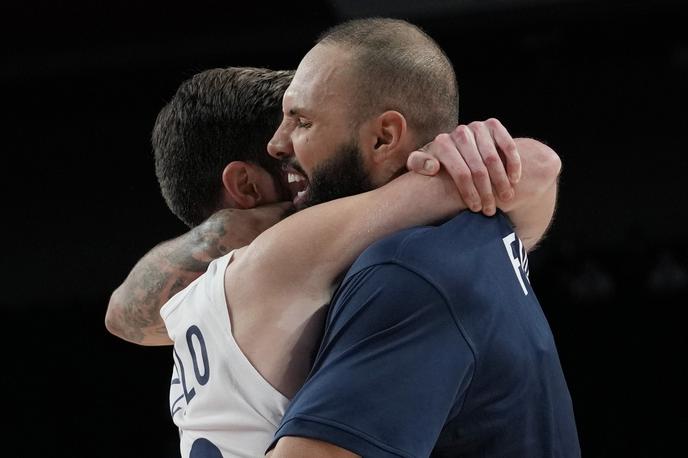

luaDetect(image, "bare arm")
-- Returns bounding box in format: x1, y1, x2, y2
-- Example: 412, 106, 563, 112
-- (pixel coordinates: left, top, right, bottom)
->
104, 204, 291, 346
227, 169, 466, 317
499, 137, 560, 251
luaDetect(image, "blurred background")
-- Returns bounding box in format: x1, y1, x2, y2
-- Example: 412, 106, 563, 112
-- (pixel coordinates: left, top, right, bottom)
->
3, 0, 686, 456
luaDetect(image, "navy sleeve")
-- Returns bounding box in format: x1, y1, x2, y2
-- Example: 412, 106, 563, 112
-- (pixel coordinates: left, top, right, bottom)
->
269, 264, 475, 457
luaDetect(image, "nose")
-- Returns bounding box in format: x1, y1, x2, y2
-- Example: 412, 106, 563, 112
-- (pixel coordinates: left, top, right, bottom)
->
267, 122, 294, 160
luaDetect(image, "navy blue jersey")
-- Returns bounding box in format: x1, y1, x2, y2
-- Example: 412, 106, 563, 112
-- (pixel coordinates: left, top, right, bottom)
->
270, 212, 580, 457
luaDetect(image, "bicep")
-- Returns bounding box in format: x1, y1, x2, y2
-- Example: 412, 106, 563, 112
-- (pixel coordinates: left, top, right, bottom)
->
271, 265, 474, 457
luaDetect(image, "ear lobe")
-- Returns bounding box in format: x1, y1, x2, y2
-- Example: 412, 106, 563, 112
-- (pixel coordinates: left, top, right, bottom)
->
371, 111, 406, 163
221, 161, 259, 209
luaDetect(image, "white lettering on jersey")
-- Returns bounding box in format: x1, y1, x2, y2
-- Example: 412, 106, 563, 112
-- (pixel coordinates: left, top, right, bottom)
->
502, 232, 530, 295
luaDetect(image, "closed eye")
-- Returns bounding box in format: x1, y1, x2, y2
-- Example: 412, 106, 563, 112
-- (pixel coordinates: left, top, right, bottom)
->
297, 118, 312, 128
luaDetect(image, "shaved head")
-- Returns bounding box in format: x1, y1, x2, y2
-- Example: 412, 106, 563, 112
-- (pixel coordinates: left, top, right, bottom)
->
317, 18, 459, 146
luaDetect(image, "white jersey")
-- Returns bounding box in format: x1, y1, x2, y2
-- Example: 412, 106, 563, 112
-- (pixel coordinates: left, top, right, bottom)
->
160, 251, 289, 458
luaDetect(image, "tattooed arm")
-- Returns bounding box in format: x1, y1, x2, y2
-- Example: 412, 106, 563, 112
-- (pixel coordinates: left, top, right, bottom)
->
104, 203, 291, 346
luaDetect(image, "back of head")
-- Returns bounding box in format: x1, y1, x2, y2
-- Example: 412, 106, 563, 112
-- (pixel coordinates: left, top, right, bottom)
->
317, 18, 458, 147
153, 67, 294, 227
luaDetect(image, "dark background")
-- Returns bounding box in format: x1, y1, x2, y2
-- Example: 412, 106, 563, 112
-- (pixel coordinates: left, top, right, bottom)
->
3, 0, 686, 456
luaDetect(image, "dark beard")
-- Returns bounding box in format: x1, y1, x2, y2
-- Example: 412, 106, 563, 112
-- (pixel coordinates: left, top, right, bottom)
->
303, 141, 374, 208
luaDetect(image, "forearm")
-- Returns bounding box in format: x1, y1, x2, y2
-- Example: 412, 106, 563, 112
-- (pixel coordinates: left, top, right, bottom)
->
105, 213, 249, 345
232, 172, 465, 300
498, 138, 561, 251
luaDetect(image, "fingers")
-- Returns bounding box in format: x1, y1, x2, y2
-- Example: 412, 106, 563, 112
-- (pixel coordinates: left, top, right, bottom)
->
408, 134, 482, 211
408, 118, 519, 217
434, 133, 483, 212
470, 120, 513, 203
486, 118, 521, 184
450, 126, 495, 214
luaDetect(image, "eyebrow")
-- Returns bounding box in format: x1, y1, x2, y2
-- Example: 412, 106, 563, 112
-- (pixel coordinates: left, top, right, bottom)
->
287, 105, 312, 118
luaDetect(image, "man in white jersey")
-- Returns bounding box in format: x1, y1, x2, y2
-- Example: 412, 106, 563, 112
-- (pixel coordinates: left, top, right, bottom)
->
106, 59, 561, 457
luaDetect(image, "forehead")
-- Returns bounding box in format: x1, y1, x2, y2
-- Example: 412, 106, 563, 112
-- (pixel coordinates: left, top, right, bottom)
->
283, 44, 356, 115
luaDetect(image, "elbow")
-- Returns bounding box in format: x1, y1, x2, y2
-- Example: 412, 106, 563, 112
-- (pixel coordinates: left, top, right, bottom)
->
533, 139, 561, 184
104, 288, 125, 338
517, 137, 561, 185
541, 143, 562, 185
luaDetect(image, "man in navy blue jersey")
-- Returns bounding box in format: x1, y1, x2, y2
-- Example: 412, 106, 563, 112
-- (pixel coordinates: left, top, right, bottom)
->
266, 18, 580, 458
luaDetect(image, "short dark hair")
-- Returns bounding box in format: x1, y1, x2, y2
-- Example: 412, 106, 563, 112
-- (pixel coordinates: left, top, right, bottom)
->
317, 18, 458, 146
152, 67, 294, 227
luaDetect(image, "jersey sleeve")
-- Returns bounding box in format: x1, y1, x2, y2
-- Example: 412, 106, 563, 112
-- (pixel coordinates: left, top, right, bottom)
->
269, 263, 475, 458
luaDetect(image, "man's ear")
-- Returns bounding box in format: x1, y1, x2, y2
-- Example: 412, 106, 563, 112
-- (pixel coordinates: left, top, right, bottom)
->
220, 161, 260, 209
366, 110, 407, 164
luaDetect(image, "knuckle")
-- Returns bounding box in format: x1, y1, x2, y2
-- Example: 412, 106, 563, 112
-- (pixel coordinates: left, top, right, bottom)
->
483, 154, 501, 167
453, 125, 469, 142
457, 169, 473, 183
468, 121, 483, 130
435, 132, 452, 146
485, 118, 501, 128
472, 168, 488, 180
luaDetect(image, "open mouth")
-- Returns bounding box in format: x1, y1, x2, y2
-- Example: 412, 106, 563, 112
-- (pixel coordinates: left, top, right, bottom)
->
282, 166, 310, 208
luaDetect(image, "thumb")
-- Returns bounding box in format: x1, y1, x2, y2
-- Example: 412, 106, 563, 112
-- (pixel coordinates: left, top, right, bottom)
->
407, 150, 440, 176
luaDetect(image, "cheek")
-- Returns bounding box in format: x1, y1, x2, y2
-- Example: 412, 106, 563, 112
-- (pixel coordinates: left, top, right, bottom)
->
294, 129, 340, 173
293, 133, 317, 170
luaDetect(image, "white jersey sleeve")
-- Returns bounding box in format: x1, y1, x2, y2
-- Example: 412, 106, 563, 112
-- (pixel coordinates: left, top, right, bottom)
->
160, 251, 289, 458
